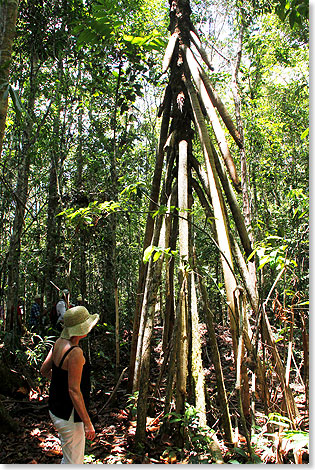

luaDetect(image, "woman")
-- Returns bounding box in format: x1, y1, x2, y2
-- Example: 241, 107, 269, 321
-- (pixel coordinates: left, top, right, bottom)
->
41, 306, 99, 464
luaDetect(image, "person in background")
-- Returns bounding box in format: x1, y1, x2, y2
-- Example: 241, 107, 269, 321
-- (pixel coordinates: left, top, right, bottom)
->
29, 294, 42, 332
40, 306, 99, 464
55, 289, 70, 331
40, 304, 49, 335
17, 298, 24, 333
9, 298, 24, 333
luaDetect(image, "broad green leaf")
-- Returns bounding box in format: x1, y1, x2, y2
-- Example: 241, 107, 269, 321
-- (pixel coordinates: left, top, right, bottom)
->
143, 245, 155, 263
258, 255, 270, 270
9, 85, 24, 119
233, 448, 247, 457
152, 205, 168, 217
77, 29, 98, 45
93, 20, 111, 37
301, 128, 309, 139
247, 246, 260, 262
153, 251, 162, 262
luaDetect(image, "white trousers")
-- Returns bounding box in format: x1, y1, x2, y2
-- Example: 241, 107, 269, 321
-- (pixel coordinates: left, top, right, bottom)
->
49, 409, 85, 464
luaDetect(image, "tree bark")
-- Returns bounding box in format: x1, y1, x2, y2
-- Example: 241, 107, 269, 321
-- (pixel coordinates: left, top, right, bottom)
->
262, 307, 300, 424
6, 54, 38, 338
134, 225, 165, 443
134, 167, 176, 443
211, 141, 252, 258
175, 139, 189, 418
190, 270, 206, 427
44, 59, 63, 310
183, 45, 241, 192
231, 22, 257, 285
0, 0, 19, 159
161, 185, 178, 354
128, 90, 171, 390
194, 244, 234, 444
184, 72, 238, 357
189, 26, 243, 150
133, 166, 174, 393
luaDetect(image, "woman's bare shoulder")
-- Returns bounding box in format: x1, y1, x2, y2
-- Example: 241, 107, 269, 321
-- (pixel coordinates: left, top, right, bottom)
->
68, 345, 85, 362
53, 339, 84, 367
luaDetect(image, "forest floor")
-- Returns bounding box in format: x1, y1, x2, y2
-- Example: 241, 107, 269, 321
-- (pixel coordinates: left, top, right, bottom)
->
0, 324, 309, 464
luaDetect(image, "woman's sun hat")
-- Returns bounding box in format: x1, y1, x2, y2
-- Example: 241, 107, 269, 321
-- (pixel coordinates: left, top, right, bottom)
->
60, 306, 99, 339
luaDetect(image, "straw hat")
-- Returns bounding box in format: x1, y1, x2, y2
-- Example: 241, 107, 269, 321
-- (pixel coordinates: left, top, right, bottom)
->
60, 306, 99, 339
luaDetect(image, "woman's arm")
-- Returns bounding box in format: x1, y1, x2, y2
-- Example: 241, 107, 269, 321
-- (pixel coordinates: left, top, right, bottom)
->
40, 347, 53, 379
68, 348, 95, 440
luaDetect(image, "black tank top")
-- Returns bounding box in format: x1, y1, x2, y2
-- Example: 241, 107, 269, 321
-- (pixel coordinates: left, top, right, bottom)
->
48, 345, 91, 422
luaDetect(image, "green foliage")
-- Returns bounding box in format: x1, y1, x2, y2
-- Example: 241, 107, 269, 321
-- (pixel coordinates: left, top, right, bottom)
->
152, 204, 178, 218
250, 412, 308, 462
83, 454, 102, 464
166, 404, 218, 461
281, 430, 309, 453
247, 186, 308, 302
126, 391, 139, 418
226, 446, 262, 464
274, 0, 309, 29
57, 181, 150, 230
143, 245, 178, 264
120, 181, 148, 200
237, 0, 308, 36
17, 334, 55, 368
123, 32, 166, 52
57, 200, 121, 228
0, 4, 309, 464
248, 235, 297, 271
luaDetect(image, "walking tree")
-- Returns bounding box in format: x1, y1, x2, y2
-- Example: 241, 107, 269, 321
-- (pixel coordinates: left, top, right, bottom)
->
129, 0, 300, 450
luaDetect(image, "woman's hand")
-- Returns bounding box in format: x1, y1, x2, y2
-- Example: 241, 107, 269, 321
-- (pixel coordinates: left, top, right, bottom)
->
84, 422, 95, 440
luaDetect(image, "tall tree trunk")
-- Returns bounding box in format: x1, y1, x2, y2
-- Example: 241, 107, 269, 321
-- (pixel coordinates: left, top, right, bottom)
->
98, 66, 121, 328
111, 63, 120, 376
134, 221, 165, 444
0, 0, 19, 159
194, 250, 234, 443
134, 173, 175, 443
183, 44, 241, 192
128, 88, 171, 390
6, 150, 31, 336
162, 209, 177, 354
44, 60, 63, 310
234, 287, 252, 449
6, 54, 37, 339
133, 170, 174, 392
190, 270, 206, 427
184, 73, 238, 357
231, 22, 257, 290
176, 139, 189, 418
75, 70, 88, 303
262, 308, 300, 424
159, 181, 177, 356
